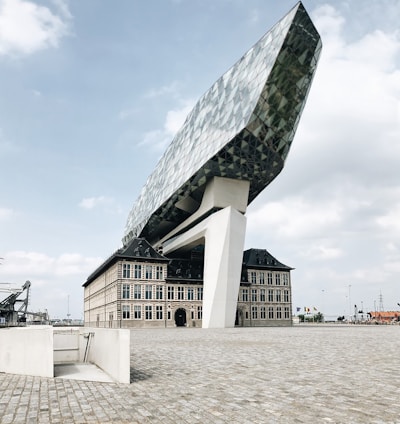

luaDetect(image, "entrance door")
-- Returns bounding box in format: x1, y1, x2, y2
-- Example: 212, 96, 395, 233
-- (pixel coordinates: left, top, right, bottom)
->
175, 308, 187, 327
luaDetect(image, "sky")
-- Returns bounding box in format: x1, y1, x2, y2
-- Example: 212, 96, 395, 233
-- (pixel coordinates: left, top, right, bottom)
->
0, 0, 399, 321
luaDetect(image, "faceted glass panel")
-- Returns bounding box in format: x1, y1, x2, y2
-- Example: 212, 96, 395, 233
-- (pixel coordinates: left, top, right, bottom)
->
124, 2, 321, 245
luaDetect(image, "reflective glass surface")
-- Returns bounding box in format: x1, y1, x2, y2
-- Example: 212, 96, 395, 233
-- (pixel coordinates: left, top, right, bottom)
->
124, 2, 322, 245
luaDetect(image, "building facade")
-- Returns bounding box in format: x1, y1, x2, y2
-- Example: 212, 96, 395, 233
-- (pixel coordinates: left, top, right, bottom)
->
83, 239, 293, 328
117, 2, 320, 328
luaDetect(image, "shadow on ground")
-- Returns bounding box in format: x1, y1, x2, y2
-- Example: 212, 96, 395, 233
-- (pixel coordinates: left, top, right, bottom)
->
130, 367, 152, 383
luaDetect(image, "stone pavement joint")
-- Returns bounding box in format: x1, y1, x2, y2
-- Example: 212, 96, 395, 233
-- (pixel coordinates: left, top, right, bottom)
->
0, 326, 399, 423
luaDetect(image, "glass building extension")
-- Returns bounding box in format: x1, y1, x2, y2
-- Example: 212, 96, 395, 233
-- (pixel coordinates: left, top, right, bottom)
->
124, 2, 322, 245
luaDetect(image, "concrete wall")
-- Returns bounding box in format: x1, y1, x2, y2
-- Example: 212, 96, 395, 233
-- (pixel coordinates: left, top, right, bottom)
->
0, 326, 130, 383
54, 328, 80, 364
0, 326, 54, 378
84, 327, 130, 384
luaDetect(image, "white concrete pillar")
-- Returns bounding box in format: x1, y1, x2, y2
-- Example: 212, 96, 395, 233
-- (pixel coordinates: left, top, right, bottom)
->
163, 205, 247, 328
201, 206, 247, 328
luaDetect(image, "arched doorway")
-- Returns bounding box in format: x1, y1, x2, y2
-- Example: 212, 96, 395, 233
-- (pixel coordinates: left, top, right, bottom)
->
175, 308, 187, 327
235, 309, 244, 327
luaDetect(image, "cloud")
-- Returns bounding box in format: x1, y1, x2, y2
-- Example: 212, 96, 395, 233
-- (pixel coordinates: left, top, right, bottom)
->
138, 100, 195, 151
0, 128, 20, 155
0, 207, 13, 220
0, 0, 71, 57
144, 81, 182, 99
79, 196, 113, 210
248, 197, 342, 240
118, 107, 138, 121
0, 250, 102, 278
0, 250, 103, 319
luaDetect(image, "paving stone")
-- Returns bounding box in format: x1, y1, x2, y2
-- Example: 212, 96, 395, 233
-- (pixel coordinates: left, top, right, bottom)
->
1, 326, 400, 422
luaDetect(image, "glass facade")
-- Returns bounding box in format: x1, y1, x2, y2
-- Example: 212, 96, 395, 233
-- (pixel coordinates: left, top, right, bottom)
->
123, 3, 321, 245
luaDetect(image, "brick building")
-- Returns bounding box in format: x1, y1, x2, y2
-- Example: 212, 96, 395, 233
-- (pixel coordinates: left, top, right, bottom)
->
83, 238, 293, 328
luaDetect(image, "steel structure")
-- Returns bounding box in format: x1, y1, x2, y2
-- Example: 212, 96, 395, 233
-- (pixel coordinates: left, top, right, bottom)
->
0, 281, 31, 325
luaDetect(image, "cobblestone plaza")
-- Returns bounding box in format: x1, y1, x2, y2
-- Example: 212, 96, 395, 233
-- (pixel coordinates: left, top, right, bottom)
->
1, 325, 399, 423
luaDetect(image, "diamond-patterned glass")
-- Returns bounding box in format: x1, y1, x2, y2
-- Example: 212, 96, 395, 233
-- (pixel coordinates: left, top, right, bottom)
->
124, 2, 322, 245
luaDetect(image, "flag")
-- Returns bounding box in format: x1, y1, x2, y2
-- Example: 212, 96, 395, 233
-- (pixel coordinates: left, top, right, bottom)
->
296, 307, 301, 312
313, 307, 317, 311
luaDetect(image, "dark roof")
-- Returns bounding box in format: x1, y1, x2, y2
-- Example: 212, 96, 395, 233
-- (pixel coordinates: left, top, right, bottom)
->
83, 238, 169, 287
243, 249, 293, 271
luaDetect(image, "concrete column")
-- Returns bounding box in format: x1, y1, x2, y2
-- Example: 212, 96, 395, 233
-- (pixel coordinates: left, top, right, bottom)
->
163, 205, 247, 328
202, 206, 247, 328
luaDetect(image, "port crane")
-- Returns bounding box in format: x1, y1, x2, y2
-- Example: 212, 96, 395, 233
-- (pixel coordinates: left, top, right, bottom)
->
0, 281, 31, 325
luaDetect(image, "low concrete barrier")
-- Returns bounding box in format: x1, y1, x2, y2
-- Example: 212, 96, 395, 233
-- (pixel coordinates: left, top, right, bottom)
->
0, 326, 130, 383
84, 327, 130, 384
0, 326, 53, 378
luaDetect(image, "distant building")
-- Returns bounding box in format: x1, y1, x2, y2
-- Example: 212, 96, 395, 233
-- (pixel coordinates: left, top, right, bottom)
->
236, 249, 293, 327
368, 311, 400, 324
83, 238, 293, 328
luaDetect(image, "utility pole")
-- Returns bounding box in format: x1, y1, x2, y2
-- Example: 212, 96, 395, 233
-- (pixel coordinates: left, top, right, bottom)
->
67, 295, 71, 323
348, 285, 352, 322
379, 291, 384, 312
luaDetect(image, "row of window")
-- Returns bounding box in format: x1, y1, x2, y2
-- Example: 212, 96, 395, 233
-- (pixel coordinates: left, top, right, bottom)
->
245, 306, 291, 320
248, 271, 290, 286
121, 263, 290, 287
122, 284, 290, 303
122, 284, 203, 301
240, 288, 290, 303
120, 304, 290, 321
122, 263, 164, 280
121, 304, 203, 320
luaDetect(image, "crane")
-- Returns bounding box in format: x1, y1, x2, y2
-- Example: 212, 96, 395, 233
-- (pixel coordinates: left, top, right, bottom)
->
0, 281, 31, 325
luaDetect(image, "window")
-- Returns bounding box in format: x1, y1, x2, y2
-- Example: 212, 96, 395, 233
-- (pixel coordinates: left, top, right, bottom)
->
187, 287, 194, 300
167, 310, 171, 320
283, 273, 289, 286
156, 265, 163, 280
252, 306, 258, 319
197, 287, 203, 301
134, 284, 141, 299
122, 263, 131, 278
267, 272, 273, 285
250, 271, 256, 284
191, 309, 194, 320
156, 286, 163, 300
177, 286, 184, 300
284, 290, 290, 303
197, 306, 202, 320
260, 306, 266, 319
242, 289, 249, 302
260, 289, 266, 302
134, 264, 141, 279
122, 305, 130, 319
259, 272, 265, 284
276, 306, 282, 319
134, 305, 141, 319
156, 305, 163, 320
145, 285, 152, 300
145, 305, 152, 320
276, 290, 281, 302
245, 311, 249, 319
268, 306, 274, 319
145, 265, 153, 279
284, 306, 290, 319
122, 283, 130, 299
251, 289, 257, 302
275, 273, 281, 285
268, 289, 274, 302
168, 286, 174, 300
